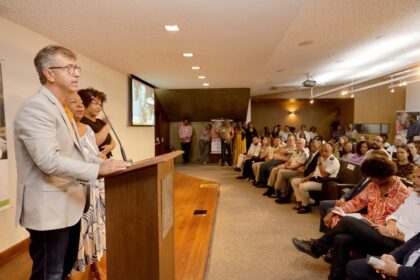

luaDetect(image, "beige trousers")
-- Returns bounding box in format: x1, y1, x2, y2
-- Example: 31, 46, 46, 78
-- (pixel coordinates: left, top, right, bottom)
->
290, 178, 322, 206
274, 169, 300, 197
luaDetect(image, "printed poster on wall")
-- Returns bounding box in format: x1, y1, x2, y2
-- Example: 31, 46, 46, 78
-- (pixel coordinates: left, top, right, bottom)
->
0, 63, 10, 211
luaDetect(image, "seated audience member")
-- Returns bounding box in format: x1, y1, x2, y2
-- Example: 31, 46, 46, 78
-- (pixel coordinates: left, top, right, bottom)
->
335, 136, 349, 158
387, 134, 405, 160
395, 144, 416, 181
347, 233, 420, 280
340, 142, 355, 161
291, 142, 340, 213
296, 125, 311, 143
273, 139, 321, 203
245, 122, 258, 150
251, 137, 272, 183
271, 125, 280, 139
345, 123, 358, 142
309, 126, 318, 139
320, 150, 390, 233
381, 133, 391, 149
257, 136, 295, 188
365, 135, 391, 159
236, 136, 261, 179
359, 135, 368, 142
198, 123, 212, 164
79, 88, 116, 158
347, 166, 420, 280
263, 138, 308, 197
319, 177, 371, 233
408, 142, 420, 166
348, 141, 368, 164
292, 157, 411, 280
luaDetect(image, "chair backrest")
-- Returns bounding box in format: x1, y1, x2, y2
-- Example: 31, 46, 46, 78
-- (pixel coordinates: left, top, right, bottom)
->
336, 160, 362, 184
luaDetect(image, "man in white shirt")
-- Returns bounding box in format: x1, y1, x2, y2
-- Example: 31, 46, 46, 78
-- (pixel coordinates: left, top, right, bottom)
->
235, 136, 261, 175
291, 143, 340, 213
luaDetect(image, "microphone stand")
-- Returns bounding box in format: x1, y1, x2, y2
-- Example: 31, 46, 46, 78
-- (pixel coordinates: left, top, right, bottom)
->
101, 108, 133, 163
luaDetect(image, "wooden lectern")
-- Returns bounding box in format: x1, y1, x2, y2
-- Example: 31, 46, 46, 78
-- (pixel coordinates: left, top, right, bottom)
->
104, 151, 183, 280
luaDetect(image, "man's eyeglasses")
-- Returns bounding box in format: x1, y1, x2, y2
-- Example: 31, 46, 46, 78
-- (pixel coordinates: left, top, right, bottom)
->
48, 64, 81, 75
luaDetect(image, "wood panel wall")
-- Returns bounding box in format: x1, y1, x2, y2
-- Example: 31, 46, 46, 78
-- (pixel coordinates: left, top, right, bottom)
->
354, 84, 405, 141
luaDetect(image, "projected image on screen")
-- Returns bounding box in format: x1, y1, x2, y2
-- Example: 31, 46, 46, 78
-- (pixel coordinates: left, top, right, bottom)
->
131, 77, 155, 126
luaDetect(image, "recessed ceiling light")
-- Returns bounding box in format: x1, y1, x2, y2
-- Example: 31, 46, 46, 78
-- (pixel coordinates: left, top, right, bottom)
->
192, 66, 200, 70
298, 40, 315, 46
198, 75, 206, 79
203, 83, 210, 87
341, 90, 348, 95
183, 52, 193, 57
164, 25, 180, 32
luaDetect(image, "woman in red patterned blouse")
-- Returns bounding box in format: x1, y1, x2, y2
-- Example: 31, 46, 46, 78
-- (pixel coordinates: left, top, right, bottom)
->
329, 173, 410, 227
292, 155, 411, 280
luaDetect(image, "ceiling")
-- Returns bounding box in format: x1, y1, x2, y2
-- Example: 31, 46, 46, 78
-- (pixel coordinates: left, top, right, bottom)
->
1, 0, 420, 97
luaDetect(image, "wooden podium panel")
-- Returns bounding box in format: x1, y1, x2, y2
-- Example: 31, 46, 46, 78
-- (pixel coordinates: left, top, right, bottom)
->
105, 151, 182, 280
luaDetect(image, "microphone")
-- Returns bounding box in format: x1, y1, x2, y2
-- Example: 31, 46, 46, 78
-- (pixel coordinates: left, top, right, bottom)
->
101, 108, 133, 164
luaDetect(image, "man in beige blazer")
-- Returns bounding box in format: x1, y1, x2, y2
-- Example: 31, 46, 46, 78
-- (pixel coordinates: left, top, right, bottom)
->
14, 45, 129, 280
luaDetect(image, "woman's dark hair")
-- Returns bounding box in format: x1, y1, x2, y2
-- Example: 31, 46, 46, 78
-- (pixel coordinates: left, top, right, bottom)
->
361, 156, 396, 179
355, 141, 367, 155
398, 144, 414, 163
78, 88, 107, 108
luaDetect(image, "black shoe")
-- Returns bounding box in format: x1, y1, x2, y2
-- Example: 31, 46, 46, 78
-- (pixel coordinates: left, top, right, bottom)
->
233, 167, 241, 172
275, 197, 290, 204
262, 187, 274, 196
292, 238, 321, 259
255, 184, 267, 188
236, 176, 245, 179
268, 191, 279, 198
323, 251, 332, 264
292, 205, 302, 210
297, 206, 311, 214
253, 181, 261, 186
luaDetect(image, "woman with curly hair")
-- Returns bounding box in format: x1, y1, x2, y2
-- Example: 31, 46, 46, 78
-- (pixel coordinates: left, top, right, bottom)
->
292, 155, 410, 280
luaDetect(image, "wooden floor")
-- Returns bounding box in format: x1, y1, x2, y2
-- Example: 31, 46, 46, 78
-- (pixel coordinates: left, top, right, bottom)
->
0, 171, 219, 280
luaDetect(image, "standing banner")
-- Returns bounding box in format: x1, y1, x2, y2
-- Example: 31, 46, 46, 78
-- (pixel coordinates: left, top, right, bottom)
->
0, 63, 10, 211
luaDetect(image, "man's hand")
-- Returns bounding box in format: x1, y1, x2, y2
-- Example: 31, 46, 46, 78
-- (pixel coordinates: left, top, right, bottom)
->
373, 254, 399, 278
296, 167, 304, 174
323, 212, 334, 228
385, 221, 400, 238
99, 159, 131, 176
335, 198, 345, 207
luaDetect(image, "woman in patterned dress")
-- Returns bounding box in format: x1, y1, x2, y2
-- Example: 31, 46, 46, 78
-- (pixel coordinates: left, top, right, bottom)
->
67, 92, 106, 279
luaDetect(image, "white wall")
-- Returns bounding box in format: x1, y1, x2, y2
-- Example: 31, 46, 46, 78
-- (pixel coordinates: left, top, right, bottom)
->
406, 81, 420, 111
0, 16, 154, 252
